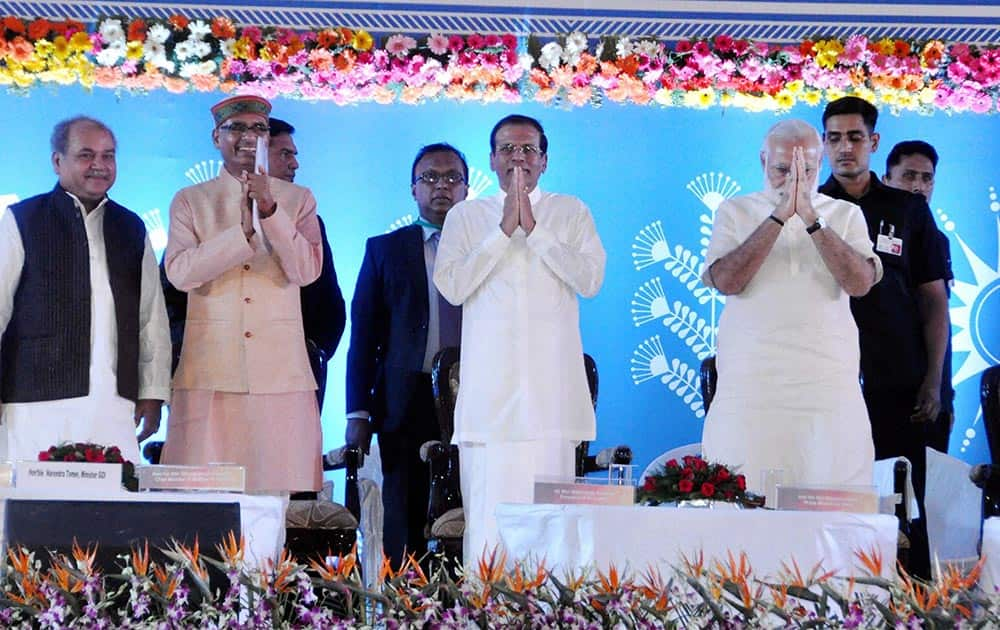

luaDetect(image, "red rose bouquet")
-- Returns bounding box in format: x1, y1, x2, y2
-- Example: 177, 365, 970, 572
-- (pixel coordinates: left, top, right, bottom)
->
637, 454, 748, 505
38, 442, 139, 491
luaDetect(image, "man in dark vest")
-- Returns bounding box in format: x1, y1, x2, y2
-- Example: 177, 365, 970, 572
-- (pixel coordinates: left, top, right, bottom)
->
0, 116, 171, 464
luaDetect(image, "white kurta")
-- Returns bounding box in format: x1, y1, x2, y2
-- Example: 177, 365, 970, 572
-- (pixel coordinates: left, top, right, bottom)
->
433, 188, 606, 444
434, 187, 605, 563
701, 191, 882, 494
0, 196, 172, 464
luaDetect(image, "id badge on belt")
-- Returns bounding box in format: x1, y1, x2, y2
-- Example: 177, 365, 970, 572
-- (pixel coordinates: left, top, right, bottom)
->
875, 220, 903, 256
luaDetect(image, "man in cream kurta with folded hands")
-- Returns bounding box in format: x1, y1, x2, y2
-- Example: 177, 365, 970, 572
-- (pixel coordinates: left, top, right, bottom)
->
162, 95, 324, 494
701, 119, 882, 496
434, 114, 606, 562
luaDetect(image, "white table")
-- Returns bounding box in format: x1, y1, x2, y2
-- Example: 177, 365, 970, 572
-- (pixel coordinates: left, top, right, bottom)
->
980, 517, 1000, 592
0, 488, 285, 567
497, 503, 898, 580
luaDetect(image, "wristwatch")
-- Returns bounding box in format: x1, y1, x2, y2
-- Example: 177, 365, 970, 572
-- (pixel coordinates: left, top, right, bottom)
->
806, 216, 827, 235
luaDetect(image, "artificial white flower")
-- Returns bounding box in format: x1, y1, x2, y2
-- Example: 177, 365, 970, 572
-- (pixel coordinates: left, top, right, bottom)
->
187, 20, 211, 40
191, 40, 212, 59
564, 31, 588, 56
99, 19, 125, 44
518, 52, 535, 71
616, 36, 633, 58
635, 39, 662, 58
143, 40, 165, 61
174, 39, 196, 61
147, 23, 170, 44
95, 41, 125, 66
219, 38, 236, 57
180, 59, 217, 78
539, 41, 563, 71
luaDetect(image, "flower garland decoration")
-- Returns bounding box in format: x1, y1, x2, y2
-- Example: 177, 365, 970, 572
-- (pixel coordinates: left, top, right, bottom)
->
1, 14, 999, 114
638, 454, 749, 504
38, 441, 139, 491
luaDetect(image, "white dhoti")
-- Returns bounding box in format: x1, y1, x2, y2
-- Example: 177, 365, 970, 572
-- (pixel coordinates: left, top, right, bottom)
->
460, 439, 576, 565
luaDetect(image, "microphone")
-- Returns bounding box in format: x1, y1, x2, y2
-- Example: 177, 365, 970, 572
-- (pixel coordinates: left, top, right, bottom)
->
595, 445, 633, 467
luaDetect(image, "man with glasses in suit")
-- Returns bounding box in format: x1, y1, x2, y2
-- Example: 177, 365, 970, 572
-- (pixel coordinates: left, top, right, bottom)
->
345, 143, 469, 565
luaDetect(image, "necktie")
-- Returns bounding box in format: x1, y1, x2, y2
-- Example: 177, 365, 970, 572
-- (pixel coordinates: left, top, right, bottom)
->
431, 231, 462, 348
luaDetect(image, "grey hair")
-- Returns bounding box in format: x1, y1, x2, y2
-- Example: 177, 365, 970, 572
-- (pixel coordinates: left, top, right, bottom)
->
761, 119, 822, 154
50, 116, 116, 154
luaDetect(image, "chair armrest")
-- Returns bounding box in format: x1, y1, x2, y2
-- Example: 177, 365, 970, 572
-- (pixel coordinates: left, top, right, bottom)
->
579, 445, 634, 475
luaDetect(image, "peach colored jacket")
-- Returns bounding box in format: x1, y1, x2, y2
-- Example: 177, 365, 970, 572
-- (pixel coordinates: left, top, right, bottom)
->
164, 170, 322, 394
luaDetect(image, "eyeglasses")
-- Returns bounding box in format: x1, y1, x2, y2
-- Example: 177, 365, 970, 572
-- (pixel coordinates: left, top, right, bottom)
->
496, 143, 543, 156
416, 171, 465, 185
219, 122, 270, 136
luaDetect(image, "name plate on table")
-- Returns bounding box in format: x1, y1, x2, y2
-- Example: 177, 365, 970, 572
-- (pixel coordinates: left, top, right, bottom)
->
137, 465, 245, 492
15, 461, 121, 494
534, 477, 635, 506
776, 485, 878, 513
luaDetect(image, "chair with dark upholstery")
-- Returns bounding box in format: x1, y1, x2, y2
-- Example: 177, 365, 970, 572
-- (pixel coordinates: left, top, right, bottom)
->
421, 348, 632, 567
979, 365, 1000, 519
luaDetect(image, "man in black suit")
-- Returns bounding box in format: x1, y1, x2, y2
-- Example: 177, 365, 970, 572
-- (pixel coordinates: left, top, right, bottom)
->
344, 143, 469, 565
161, 117, 346, 414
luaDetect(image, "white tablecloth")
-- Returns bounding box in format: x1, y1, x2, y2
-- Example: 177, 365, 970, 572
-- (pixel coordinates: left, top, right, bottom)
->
0, 488, 285, 567
497, 503, 898, 579
980, 517, 1000, 592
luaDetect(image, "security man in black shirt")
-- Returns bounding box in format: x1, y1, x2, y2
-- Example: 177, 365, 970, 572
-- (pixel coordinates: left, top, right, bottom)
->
818, 97, 950, 580
883, 140, 955, 453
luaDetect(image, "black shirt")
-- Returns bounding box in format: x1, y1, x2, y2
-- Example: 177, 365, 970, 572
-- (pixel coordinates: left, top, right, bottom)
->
818, 173, 948, 390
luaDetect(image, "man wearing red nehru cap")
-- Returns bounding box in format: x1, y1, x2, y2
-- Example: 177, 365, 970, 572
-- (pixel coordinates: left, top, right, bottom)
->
161, 94, 325, 493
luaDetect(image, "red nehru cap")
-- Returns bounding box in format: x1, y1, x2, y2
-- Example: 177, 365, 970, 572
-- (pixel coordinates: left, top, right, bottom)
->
211, 94, 271, 126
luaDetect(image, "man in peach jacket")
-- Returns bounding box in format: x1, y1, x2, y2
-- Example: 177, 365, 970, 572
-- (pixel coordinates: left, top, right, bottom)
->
162, 95, 324, 493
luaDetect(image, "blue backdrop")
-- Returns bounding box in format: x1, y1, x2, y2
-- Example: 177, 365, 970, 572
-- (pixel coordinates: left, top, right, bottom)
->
2, 85, 998, 486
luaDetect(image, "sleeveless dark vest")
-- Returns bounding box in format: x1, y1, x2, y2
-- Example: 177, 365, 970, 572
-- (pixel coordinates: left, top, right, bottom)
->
1, 186, 146, 402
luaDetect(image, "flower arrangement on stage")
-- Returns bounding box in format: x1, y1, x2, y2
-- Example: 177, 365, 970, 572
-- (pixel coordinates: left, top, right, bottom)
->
638, 454, 749, 505
1, 13, 999, 114
38, 441, 138, 491
0, 538, 990, 628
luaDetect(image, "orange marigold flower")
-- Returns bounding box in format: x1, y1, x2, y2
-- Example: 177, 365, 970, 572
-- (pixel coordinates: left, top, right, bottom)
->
332, 51, 354, 72
894, 40, 911, 57
27, 18, 51, 40
921, 41, 944, 69
619, 54, 641, 76
337, 27, 354, 43
127, 19, 147, 42
168, 14, 189, 31
800, 39, 815, 57
3, 16, 25, 35
211, 17, 236, 40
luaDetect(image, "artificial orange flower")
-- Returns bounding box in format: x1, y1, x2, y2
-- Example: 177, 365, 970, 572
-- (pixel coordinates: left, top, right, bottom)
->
332, 50, 355, 72
921, 41, 945, 69
211, 16, 236, 40
164, 76, 188, 93
3, 16, 25, 35
62, 19, 85, 35
10, 36, 33, 62
93, 66, 123, 88
894, 39, 911, 57
127, 18, 147, 42
190, 73, 220, 92
27, 18, 51, 40
316, 28, 342, 49
168, 14, 189, 31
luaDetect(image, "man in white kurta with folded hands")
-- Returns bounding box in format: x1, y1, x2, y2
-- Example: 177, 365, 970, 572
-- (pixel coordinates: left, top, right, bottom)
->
701, 119, 882, 496
434, 114, 606, 563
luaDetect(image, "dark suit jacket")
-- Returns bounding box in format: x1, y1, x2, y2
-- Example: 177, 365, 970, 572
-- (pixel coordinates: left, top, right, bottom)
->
161, 217, 345, 403
345, 224, 431, 435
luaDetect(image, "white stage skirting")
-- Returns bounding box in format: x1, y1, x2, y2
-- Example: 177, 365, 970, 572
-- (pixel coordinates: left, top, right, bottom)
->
0, 488, 285, 567
497, 503, 898, 580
